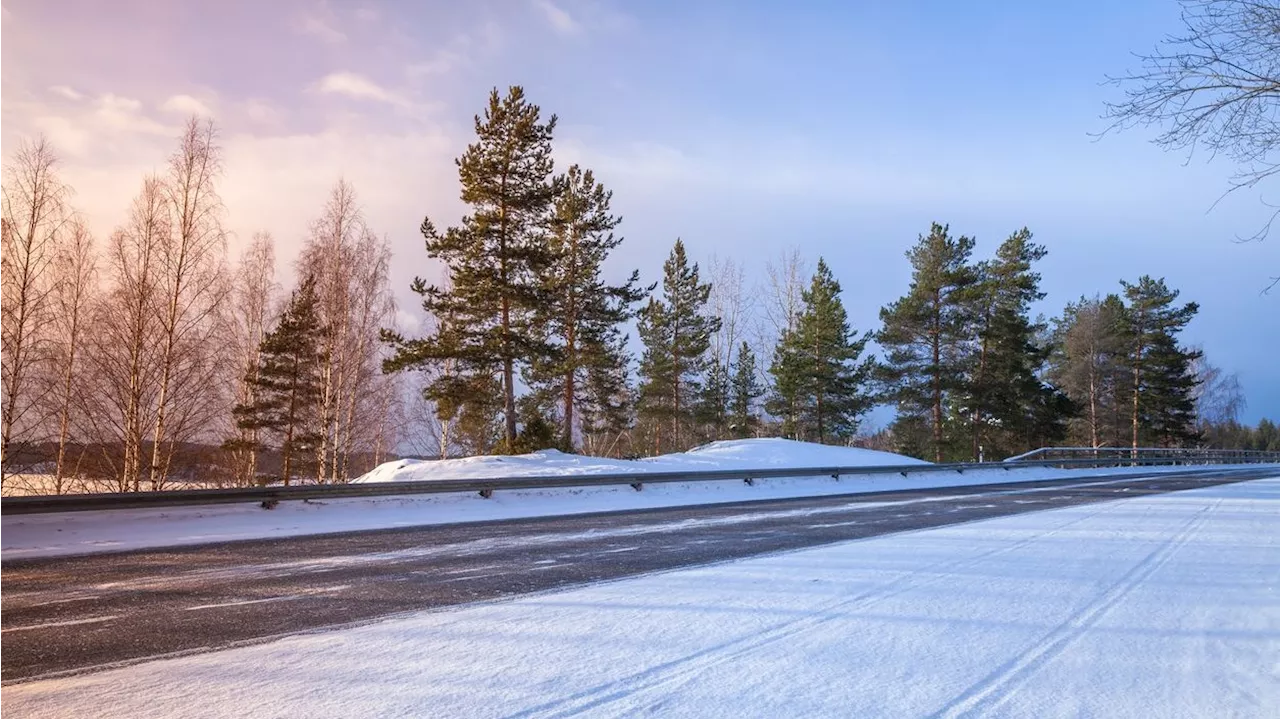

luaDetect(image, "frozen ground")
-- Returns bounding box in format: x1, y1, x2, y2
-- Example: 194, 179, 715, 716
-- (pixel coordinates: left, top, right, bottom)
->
5, 475, 1276, 718
4, 438, 1265, 559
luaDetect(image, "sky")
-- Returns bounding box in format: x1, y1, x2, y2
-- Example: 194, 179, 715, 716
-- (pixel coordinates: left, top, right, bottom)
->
2, 0, 1276, 423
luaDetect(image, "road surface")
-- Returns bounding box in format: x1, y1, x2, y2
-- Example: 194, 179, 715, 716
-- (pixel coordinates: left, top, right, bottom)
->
1, 467, 1269, 683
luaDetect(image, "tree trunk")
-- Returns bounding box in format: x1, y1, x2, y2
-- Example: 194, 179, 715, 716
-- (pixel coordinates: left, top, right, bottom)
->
931, 288, 943, 463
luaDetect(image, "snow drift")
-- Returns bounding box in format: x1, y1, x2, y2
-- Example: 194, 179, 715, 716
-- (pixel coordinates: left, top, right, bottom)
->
354, 438, 929, 484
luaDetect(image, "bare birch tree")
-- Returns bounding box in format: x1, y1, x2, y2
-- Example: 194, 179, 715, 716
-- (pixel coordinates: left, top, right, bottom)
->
224, 232, 278, 485
86, 177, 169, 491
144, 117, 228, 490
298, 181, 395, 482
48, 218, 98, 492
2, 137, 72, 479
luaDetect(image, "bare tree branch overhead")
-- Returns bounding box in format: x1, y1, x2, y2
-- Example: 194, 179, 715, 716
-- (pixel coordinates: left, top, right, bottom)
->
1103, 0, 1280, 260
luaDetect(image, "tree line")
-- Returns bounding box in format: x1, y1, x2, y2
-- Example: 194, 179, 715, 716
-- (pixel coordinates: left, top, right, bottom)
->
1, 87, 1268, 492
1, 120, 399, 492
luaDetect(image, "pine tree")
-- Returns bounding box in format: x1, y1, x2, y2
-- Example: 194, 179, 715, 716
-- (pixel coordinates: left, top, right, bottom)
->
526, 165, 646, 450
384, 86, 558, 452
1121, 276, 1200, 448
965, 228, 1057, 458
728, 341, 763, 439
230, 276, 326, 485
767, 259, 874, 444
876, 223, 980, 461
636, 239, 720, 454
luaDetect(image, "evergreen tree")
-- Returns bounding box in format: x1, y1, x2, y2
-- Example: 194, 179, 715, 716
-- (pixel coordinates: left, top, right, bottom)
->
1121, 276, 1200, 448
964, 229, 1058, 458
876, 223, 980, 461
768, 259, 875, 443
384, 86, 558, 452
231, 276, 326, 484
578, 332, 636, 455
636, 239, 720, 453
695, 355, 730, 442
728, 341, 763, 439
526, 165, 646, 450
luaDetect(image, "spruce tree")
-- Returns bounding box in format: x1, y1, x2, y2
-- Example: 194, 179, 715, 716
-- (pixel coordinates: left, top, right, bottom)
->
695, 356, 730, 441
525, 165, 646, 450
728, 341, 763, 439
767, 259, 874, 444
636, 239, 720, 453
876, 223, 979, 461
384, 86, 557, 452
1121, 276, 1200, 448
231, 276, 326, 484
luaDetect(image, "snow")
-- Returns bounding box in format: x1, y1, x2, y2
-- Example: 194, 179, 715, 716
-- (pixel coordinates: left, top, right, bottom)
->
4, 440, 1273, 559
353, 438, 929, 483
8, 463, 1267, 562
5, 475, 1277, 718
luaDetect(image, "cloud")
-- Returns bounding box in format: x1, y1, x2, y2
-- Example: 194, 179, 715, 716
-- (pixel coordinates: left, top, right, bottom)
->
94, 94, 172, 135
49, 85, 84, 101
296, 8, 346, 44
313, 72, 406, 106
532, 0, 580, 35
406, 50, 463, 78
161, 94, 213, 116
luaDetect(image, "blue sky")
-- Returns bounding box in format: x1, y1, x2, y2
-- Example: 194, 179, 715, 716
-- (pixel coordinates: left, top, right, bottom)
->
2, 0, 1276, 422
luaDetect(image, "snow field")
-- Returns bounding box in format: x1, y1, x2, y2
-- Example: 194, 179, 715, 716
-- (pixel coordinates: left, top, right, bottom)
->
4, 475, 1277, 718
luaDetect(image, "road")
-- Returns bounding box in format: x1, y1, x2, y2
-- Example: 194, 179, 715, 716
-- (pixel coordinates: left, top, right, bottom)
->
1, 467, 1270, 683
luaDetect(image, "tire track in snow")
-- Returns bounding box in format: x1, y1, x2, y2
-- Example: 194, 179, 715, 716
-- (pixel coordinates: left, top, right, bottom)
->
500, 502, 1119, 719
929, 497, 1221, 719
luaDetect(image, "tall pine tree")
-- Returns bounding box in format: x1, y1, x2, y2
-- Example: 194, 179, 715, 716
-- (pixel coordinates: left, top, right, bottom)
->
525, 164, 645, 450
728, 341, 763, 439
767, 259, 874, 444
877, 223, 979, 461
965, 228, 1060, 458
385, 86, 558, 452
636, 239, 720, 454
231, 276, 326, 484
1122, 276, 1200, 448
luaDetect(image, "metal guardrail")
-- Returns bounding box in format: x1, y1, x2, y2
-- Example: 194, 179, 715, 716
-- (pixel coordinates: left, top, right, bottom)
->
1004, 447, 1280, 463
3, 451, 1278, 515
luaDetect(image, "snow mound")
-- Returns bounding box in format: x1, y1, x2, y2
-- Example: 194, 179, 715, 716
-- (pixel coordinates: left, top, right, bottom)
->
354, 439, 927, 484
667, 438, 931, 469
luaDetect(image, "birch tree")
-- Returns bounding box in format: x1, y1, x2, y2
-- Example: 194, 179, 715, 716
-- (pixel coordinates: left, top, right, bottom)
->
147, 117, 228, 490
298, 181, 395, 482
88, 177, 169, 491
2, 137, 71, 479
48, 218, 98, 492
224, 232, 277, 485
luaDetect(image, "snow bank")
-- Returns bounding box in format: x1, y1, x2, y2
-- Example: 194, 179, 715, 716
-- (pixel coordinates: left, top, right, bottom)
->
354, 438, 929, 484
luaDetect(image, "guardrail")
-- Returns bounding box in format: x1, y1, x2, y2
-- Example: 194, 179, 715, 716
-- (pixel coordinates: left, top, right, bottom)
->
1005, 447, 1280, 463
4, 451, 1278, 515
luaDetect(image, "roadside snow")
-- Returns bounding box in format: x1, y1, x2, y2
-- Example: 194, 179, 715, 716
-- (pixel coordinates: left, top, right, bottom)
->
6, 476, 1276, 718
7, 458, 1266, 560
353, 438, 928, 483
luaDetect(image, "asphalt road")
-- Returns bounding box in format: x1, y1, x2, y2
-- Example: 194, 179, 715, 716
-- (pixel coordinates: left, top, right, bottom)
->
1, 467, 1271, 683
